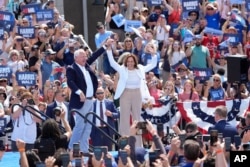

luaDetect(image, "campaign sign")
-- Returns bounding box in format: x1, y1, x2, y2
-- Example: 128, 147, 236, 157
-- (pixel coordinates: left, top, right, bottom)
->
230, 0, 243, 4
124, 20, 142, 32
22, 3, 41, 14
223, 33, 240, 46
192, 68, 213, 81
36, 9, 54, 22
0, 11, 15, 33
147, 0, 162, 6
246, 0, 250, 12
112, 14, 126, 28
18, 27, 35, 39
16, 72, 37, 86
0, 27, 4, 40
0, 66, 12, 79
203, 27, 223, 36
182, 0, 199, 19
0, 118, 6, 133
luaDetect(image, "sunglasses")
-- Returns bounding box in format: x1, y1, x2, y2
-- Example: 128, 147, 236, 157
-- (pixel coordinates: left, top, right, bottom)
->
125, 40, 132, 42
0, 80, 7, 83
96, 92, 104, 95
207, 8, 214, 10
213, 79, 220, 82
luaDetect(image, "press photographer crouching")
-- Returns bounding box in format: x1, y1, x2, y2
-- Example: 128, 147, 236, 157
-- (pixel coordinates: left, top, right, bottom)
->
11, 92, 41, 151
238, 112, 250, 138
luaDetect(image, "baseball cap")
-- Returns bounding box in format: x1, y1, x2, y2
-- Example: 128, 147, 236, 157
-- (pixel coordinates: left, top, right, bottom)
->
96, 22, 104, 29
45, 49, 56, 56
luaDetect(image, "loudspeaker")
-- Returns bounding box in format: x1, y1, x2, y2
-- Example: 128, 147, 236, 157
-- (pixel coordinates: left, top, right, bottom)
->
227, 55, 249, 83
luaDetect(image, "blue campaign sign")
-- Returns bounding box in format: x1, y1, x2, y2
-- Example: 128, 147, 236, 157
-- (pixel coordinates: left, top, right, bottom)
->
147, 0, 162, 6
18, 27, 35, 39
182, 0, 199, 19
230, 0, 243, 4
246, 0, 250, 12
0, 66, 12, 79
16, 72, 37, 86
36, 9, 54, 22
192, 68, 213, 80
112, 14, 126, 28
0, 27, 4, 40
124, 20, 142, 32
0, 118, 6, 133
223, 33, 240, 46
203, 27, 223, 36
21, 3, 41, 14
0, 11, 15, 33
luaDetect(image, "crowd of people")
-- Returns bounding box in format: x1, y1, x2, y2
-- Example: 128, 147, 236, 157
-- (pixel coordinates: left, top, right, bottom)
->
1, 0, 250, 167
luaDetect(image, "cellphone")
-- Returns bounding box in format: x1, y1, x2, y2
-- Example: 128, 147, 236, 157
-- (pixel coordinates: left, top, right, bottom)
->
202, 134, 210, 142
224, 137, 231, 152
179, 134, 186, 149
36, 162, 45, 167
196, 135, 203, 148
137, 121, 147, 129
49, 75, 54, 83
73, 143, 80, 158
234, 135, 241, 149
149, 151, 158, 166
218, 133, 223, 143
27, 99, 35, 105
118, 138, 128, 149
119, 150, 128, 165
60, 153, 70, 167
104, 158, 112, 167
243, 143, 250, 151
210, 130, 218, 146
93, 146, 108, 161
75, 158, 82, 167
110, 33, 115, 39
157, 123, 164, 137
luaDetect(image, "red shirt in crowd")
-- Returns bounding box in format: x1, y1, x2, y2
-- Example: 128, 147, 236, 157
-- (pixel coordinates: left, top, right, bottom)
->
202, 36, 220, 58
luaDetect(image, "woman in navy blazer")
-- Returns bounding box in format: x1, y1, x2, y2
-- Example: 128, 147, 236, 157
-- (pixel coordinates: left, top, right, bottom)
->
106, 42, 157, 147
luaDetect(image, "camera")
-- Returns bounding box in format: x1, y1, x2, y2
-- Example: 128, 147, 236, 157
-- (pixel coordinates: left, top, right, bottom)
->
136, 122, 147, 129
53, 106, 62, 116
236, 115, 246, 127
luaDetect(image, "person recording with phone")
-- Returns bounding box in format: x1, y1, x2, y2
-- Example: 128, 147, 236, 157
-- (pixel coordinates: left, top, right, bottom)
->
11, 92, 41, 151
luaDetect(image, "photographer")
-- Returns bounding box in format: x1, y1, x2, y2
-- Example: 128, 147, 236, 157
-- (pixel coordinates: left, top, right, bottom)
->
11, 92, 41, 151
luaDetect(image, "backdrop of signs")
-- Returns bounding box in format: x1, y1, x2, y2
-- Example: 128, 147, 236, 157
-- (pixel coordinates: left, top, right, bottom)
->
124, 20, 142, 32
223, 33, 241, 46
36, 9, 54, 22
0, 11, 15, 33
18, 27, 35, 39
16, 72, 37, 86
21, 3, 41, 15
181, 0, 199, 19
0, 27, 4, 40
0, 66, 12, 79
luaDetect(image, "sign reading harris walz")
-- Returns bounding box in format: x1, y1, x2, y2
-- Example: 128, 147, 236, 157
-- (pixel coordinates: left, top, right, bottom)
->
18, 27, 35, 39
182, 0, 199, 19
16, 71, 37, 86
0, 66, 12, 79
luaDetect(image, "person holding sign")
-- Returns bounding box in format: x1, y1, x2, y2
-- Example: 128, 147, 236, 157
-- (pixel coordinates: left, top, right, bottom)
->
106, 41, 157, 147
202, 3, 221, 30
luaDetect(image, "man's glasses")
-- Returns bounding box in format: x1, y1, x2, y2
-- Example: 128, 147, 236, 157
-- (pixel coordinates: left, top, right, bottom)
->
0, 80, 7, 83
96, 92, 104, 95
